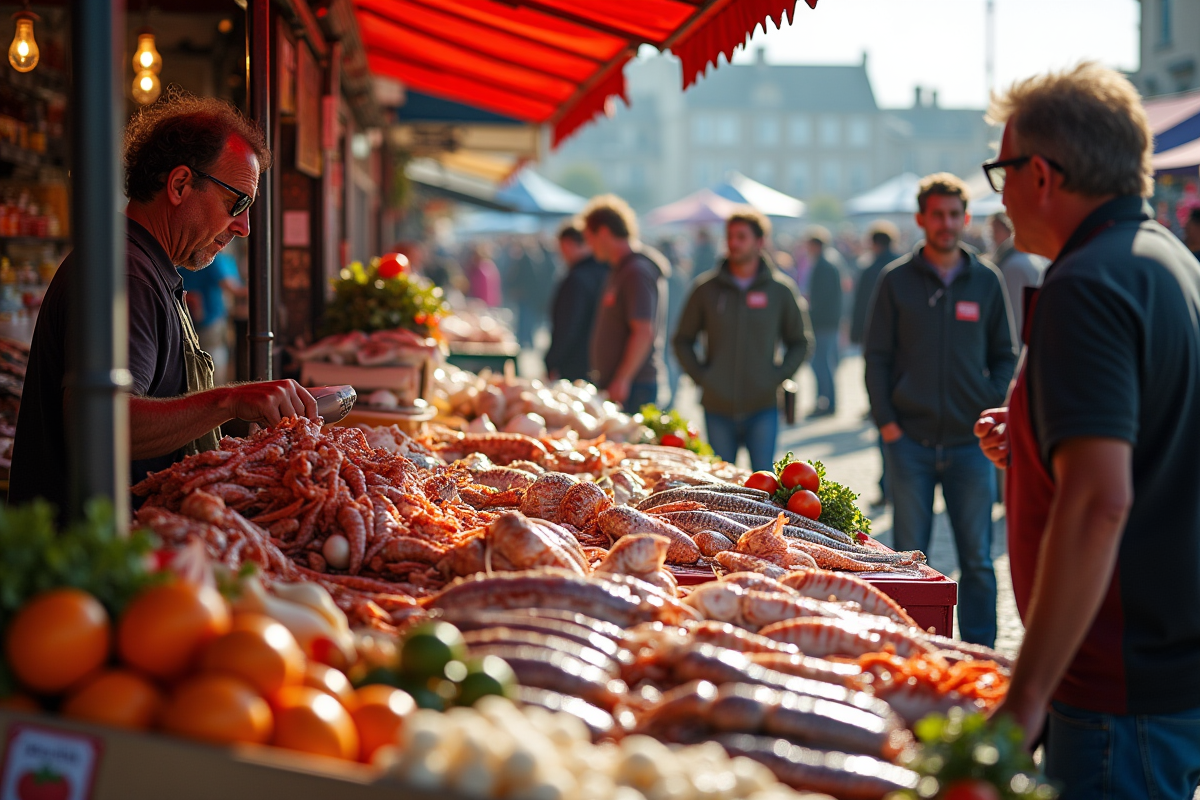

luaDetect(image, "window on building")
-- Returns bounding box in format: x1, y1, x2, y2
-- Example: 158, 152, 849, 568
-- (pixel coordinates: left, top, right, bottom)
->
849, 162, 869, 193
755, 117, 780, 147
847, 117, 871, 148
819, 116, 841, 147
753, 160, 774, 185
692, 115, 714, 145
787, 115, 812, 146
716, 117, 740, 146
788, 161, 811, 197
821, 161, 841, 194
1160, 0, 1173, 46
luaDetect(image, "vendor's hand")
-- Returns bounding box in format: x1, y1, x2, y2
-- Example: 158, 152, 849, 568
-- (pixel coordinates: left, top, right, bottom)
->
223, 380, 318, 427
974, 407, 1009, 468
879, 422, 903, 444
607, 375, 632, 407
988, 695, 1046, 752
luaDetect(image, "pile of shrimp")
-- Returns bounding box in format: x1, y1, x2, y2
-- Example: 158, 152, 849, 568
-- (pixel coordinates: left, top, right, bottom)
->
132, 417, 500, 625
854, 651, 1010, 710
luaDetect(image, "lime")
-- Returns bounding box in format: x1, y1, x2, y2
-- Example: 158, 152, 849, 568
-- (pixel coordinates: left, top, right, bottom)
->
456, 655, 517, 707
400, 682, 446, 711
399, 622, 466, 682
355, 665, 402, 689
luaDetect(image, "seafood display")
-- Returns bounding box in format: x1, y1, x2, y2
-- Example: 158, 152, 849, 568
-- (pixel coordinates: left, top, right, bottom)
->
293, 326, 438, 367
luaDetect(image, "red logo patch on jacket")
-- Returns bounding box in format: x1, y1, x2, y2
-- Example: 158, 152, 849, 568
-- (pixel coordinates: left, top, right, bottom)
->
746, 291, 768, 309
955, 301, 980, 321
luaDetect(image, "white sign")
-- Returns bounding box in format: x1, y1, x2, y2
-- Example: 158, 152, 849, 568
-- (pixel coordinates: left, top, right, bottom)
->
0, 724, 101, 800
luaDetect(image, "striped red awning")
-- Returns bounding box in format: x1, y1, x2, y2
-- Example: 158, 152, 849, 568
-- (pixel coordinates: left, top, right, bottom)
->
355, 0, 818, 146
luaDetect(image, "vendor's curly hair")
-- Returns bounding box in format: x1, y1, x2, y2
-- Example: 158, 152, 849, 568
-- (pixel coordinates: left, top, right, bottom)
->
123, 87, 272, 203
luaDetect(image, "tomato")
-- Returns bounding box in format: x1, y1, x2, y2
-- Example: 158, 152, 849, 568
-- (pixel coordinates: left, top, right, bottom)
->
744, 471, 779, 494
786, 489, 822, 519
941, 779, 1001, 800
780, 461, 820, 493
659, 433, 686, 448
16, 769, 70, 800
377, 253, 408, 279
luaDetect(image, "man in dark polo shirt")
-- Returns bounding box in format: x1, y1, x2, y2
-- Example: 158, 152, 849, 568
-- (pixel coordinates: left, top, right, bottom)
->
544, 221, 608, 382
10, 92, 318, 514
583, 194, 670, 411
976, 63, 1200, 796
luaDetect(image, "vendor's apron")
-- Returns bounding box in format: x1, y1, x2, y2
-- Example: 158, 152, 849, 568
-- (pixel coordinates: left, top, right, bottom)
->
173, 294, 221, 454
1006, 286, 1129, 713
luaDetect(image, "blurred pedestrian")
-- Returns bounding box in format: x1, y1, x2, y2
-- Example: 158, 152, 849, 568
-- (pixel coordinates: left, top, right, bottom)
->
850, 220, 900, 507
544, 221, 608, 382
661, 236, 690, 408
182, 249, 243, 386
804, 226, 844, 417
584, 194, 670, 411
864, 172, 1016, 647
976, 63, 1200, 793
988, 211, 1046, 334
692, 227, 716, 276
674, 208, 811, 471
505, 239, 540, 347
465, 243, 501, 307
1184, 206, 1200, 260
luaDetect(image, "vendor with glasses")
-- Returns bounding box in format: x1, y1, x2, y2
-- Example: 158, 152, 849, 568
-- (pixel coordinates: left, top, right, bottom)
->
10, 90, 319, 516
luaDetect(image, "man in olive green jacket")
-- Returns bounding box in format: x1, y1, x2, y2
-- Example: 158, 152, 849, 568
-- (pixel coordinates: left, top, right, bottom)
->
673, 209, 812, 470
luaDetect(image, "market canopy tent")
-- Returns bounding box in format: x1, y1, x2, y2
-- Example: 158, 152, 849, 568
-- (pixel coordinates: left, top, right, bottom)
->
712, 171, 806, 218
844, 173, 921, 216
495, 170, 589, 215
354, 0, 819, 146
644, 188, 742, 226
1142, 89, 1200, 174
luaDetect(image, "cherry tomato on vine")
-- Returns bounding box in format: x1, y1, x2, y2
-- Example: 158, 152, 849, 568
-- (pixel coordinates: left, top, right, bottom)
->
786, 489, 822, 520
744, 471, 779, 494
377, 253, 409, 279
779, 461, 820, 493
659, 433, 686, 448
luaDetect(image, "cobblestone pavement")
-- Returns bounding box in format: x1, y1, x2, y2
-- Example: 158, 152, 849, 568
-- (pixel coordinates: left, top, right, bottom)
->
672, 352, 1025, 657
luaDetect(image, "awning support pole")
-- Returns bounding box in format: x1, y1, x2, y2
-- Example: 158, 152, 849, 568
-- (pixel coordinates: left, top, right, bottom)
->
65, 0, 130, 526
247, 0, 274, 381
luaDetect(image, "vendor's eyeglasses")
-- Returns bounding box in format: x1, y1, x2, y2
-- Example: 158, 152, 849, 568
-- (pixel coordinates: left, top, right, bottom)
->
982, 155, 1067, 193
193, 169, 254, 217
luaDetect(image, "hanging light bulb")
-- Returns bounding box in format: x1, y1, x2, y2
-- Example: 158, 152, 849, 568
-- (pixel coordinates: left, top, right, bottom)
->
8, 10, 39, 73
131, 31, 161, 75
132, 68, 161, 105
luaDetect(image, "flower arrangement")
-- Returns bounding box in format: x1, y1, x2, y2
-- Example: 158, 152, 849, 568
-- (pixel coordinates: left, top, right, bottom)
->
321, 254, 449, 340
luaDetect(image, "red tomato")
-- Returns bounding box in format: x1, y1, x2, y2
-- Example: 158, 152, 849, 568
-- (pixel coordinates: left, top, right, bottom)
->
941, 779, 1001, 800
377, 252, 408, 279
17, 769, 70, 800
744, 471, 779, 494
659, 433, 686, 448
780, 461, 820, 493
786, 489, 822, 520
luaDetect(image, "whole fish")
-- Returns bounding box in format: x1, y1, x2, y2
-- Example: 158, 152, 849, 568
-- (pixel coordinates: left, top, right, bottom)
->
643, 490, 857, 548
652, 510, 750, 542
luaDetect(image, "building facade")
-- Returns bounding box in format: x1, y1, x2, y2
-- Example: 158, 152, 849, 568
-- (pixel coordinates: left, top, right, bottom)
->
543, 51, 996, 212
1134, 0, 1200, 98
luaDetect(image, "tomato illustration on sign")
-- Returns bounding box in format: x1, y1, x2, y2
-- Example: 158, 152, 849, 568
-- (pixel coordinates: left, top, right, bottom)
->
16, 768, 70, 800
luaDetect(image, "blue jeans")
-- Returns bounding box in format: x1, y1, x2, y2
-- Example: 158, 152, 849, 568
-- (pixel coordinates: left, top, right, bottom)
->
624, 381, 659, 413
705, 407, 779, 472
1046, 700, 1200, 800
884, 436, 996, 646
811, 330, 839, 411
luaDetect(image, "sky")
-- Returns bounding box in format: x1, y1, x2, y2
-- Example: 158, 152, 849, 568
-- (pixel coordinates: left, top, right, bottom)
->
726, 0, 1141, 110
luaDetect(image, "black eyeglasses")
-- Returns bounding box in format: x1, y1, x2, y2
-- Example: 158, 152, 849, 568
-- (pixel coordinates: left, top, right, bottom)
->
981, 155, 1067, 193
192, 169, 254, 217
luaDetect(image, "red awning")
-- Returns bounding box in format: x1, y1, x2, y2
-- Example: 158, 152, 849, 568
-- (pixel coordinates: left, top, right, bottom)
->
355, 0, 818, 146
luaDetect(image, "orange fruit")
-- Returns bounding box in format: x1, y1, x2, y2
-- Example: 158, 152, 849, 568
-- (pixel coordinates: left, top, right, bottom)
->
350, 684, 414, 762
161, 674, 273, 746
5, 588, 110, 694
271, 686, 359, 760
0, 694, 41, 713
201, 613, 305, 697
303, 662, 356, 708
63, 669, 164, 730
118, 580, 230, 681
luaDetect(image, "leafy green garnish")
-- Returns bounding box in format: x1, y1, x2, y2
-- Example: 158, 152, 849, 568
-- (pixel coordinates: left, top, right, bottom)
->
637, 404, 714, 457
0, 498, 162, 628
895, 709, 1057, 800
321, 258, 449, 338
772, 453, 871, 536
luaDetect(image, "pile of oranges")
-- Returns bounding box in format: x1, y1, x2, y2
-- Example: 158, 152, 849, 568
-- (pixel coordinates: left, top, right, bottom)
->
2, 581, 413, 763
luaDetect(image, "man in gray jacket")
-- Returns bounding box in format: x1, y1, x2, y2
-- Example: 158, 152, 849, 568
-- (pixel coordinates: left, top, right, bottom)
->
674, 208, 812, 471
863, 173, 1016, 647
